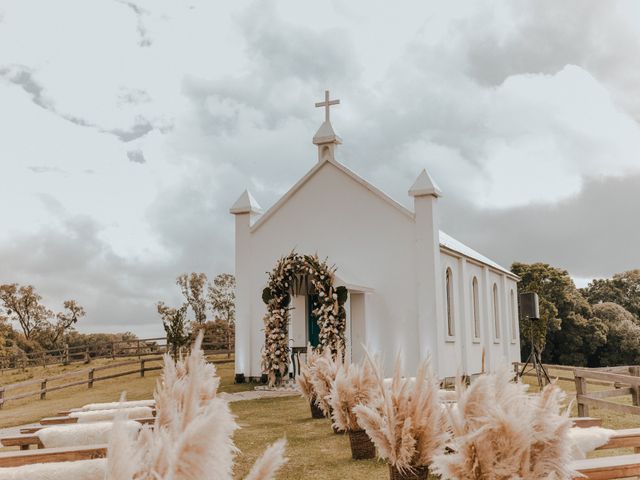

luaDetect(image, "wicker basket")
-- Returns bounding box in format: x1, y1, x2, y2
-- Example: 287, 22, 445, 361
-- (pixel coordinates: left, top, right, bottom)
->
332, 423, 346, 434
348, 429, 375, 459
309, 400, 324, 419
388, 464, 429, 480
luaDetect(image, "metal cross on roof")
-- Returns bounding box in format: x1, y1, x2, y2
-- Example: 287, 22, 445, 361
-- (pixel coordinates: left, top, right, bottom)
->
315, 90, 340, 122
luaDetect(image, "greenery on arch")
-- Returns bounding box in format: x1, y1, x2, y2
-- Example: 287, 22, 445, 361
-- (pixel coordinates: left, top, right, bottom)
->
261, 252, 348, 385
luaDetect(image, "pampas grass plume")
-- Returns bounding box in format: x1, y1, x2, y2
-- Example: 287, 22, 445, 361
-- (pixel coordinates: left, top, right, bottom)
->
244, 439, 288, 480
107, 331, 287, 480
329, 359, 378, 432
431, 365, 575, 480
353, 353, 448, 472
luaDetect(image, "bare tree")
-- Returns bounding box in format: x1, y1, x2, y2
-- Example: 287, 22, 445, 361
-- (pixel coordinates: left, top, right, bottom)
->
0, 284, 53, 340
177, 273, 208, 327
208, 273, 236, 351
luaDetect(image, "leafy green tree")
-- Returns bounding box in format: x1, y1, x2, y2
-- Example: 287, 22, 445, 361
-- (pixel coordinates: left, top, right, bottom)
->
157, 301, 189, 357
208, 273, 236, 350
591, 302, 640, 366
583, 270, 640, 320
198, 319, 235, 351
511, 263, 606, 365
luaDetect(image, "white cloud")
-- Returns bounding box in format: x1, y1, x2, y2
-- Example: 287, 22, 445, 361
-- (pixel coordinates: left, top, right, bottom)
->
2, 0, 640, 335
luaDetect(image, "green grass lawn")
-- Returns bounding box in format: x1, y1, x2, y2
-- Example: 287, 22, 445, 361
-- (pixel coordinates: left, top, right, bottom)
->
232, 396, 391, 479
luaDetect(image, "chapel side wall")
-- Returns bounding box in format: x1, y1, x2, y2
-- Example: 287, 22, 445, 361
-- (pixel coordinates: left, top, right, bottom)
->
464, 262, 486, 375
440, 253, 464, 378
485, 270, 509, 370
504, 277, 521, 364
245, 162, 419, 379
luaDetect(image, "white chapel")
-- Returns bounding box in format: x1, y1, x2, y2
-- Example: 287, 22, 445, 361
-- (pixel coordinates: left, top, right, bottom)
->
231, 92, 521, 381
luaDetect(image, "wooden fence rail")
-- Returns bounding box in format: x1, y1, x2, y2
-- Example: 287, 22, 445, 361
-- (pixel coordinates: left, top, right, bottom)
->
513, 362, 618, 387
574, 366, 640, 417
515, 362, 640, 418
0, 350, 232, 409
0, 336, 232, 373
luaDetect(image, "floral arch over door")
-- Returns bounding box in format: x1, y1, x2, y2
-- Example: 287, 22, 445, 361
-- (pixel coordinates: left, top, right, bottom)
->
261, 252, 348, 385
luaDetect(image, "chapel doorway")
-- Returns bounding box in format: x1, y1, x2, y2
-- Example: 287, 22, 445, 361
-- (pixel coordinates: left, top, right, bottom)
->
306, 294, 321, 347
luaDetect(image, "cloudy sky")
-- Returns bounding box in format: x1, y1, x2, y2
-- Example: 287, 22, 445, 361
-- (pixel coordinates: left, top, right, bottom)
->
2, 0, 640, 336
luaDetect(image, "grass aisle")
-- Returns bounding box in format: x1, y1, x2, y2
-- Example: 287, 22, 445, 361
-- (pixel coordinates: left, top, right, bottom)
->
232, 395, 389, 480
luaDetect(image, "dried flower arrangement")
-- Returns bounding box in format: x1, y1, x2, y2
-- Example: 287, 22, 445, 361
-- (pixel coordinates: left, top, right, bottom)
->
329, 359, 379, 459
296, 345, 325, 419
261, 252, 348, 386
431, 367, 574, 480
106, 333, 287, 480
354, 356, 448, 480
310, 348, 345, 431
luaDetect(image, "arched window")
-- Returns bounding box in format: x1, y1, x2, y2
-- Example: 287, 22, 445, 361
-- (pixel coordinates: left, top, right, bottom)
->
472, 277, 480, 340
510, 289, 518, 342
492, 283, 500, 340
445, 268, 454, 337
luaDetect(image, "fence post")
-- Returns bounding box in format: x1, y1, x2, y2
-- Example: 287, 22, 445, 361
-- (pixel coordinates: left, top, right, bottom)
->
140, 359, 145, 377
0, 388, 4, 409
40, 379, 47, 400
63, 344, 70, 365
42, 353, 46, 368
574, 372, 589, 417
84, 347, 91, 364
111, 342, 116, 360
88, 368, 95, 389
629, 366, 640, 407
137, 340, 141, 359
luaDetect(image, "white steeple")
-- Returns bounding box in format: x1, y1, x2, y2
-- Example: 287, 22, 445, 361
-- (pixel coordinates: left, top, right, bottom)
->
312, 90, 342, 162
230, 189, 263, 215
410, 167, 444, 372
408, 169, 442, 198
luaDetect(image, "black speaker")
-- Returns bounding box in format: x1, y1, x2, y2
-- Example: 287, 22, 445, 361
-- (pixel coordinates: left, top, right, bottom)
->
520, 292, 540, 320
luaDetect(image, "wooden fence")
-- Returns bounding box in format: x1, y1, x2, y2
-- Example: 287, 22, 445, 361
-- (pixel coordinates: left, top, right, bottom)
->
0, 336, 232, 373
513, 362, 616, 387
0, 350, 233, 409
514, 362, 640, 418
574, 366, 640, 417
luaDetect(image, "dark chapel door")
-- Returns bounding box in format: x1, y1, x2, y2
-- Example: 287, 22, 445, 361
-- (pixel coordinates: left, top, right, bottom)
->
307, 294, 320, 347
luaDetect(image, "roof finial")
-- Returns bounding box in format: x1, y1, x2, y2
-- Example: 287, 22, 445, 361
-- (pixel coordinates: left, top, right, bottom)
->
313, 90, 342, 162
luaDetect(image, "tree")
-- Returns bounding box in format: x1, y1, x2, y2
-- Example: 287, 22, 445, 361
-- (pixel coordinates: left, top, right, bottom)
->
158, 301, 189, 357
176, 273, 208, 327
591, 302, 640, 366
583, 270, 640, 320
0, 284, 53, 340
198, 319, 235, 350
208, 273, 236, 350
41, 299, 85, 347
511, 263, 606, 366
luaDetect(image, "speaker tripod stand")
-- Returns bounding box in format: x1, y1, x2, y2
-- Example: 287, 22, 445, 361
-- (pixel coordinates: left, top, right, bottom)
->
518, 333, 551, 389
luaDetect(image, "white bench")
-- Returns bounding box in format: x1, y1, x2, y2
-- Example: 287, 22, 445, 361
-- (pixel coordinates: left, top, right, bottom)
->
572, 454, 640, 479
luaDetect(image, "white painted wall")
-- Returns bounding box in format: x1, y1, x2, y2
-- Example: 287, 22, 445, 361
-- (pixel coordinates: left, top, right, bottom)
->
232, 159, 521, 380
290, 295, 306, 348
244, 161, 418, 378
350, 293, 366, 364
